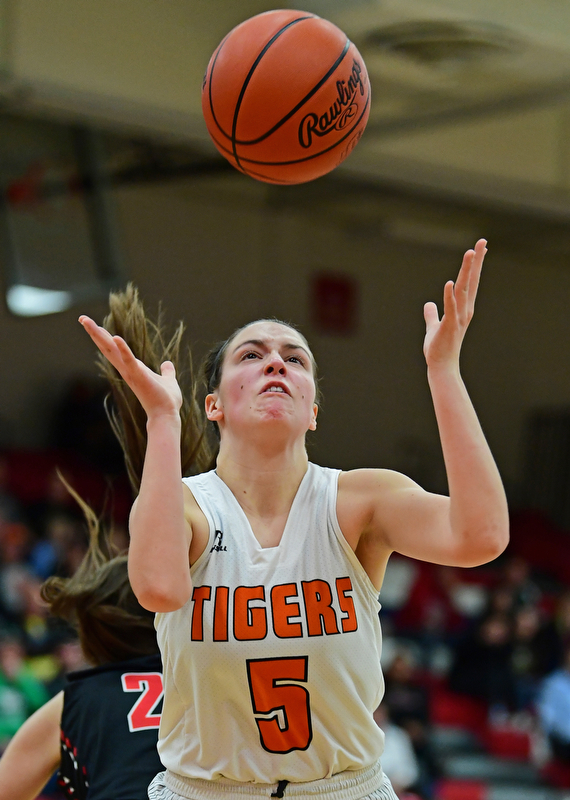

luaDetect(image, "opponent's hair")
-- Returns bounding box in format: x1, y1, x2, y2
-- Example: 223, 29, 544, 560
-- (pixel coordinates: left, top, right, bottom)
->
41, 478, 158, 666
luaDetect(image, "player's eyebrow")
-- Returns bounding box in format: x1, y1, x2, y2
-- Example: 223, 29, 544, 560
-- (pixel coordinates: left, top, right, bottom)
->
232, 338, 311, 360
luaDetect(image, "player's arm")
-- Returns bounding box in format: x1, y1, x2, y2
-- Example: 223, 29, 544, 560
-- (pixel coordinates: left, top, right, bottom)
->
0, 692, 62, 800
340, 464, 505, 576
79, 316, 194, 612
339, 241, 509, 580
128, 416, 194, 612
418, 239, 508, 563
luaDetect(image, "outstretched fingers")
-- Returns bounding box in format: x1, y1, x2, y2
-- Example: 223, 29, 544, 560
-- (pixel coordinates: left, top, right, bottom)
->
454, 239, 486, 320
79, 315, 183, 419
423, 300, 440, 329
433, 279, 457, 333
79, 315, 137, 378
423, 240, 487, 366
159, 360, 179, 386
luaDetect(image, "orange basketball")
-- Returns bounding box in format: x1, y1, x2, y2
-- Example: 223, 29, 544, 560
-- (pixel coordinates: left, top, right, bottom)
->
201, 9, 370, 185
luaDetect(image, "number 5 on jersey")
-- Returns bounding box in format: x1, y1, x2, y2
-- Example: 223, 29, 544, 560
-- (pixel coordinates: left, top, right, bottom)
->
246, 656, 312, 753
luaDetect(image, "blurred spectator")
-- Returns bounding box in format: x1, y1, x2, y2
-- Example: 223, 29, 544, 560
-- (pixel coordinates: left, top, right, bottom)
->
0, 634, 49, 749
395, 564, 472, 665
29, 504, 88, 583
498, 555, 541, 610
448, 612, 516, 715
481, 585, 517, 620
18, 576, 64, 658
511, 604, 560, 711
384, 650, 430, 729
374, 704, 420, 798
537, 645, 570, 764
0, 522, 36, 624
25, 468, 82, 545
378, 556, 418, 630
58, 521, 88, 577
383, 650, 440, 797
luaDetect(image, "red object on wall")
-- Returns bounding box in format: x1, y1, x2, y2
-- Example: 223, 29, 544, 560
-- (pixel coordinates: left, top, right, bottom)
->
311, 272, 358, 335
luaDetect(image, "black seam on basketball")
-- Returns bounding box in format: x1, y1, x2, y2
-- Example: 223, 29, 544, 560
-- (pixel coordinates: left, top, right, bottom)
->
207, 33, 233, 140
232, 39, 351, 147
239, 162, 307, 183
207, 86, 370, 170
207, 128, 300, 182
207, 18, 317, 143
230, 16, 316, 170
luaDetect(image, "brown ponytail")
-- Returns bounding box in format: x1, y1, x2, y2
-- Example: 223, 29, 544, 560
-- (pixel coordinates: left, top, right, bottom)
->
98, 283, 216, 493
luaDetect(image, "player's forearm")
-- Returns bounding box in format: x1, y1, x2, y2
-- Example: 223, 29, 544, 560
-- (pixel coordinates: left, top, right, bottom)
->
128, 412, 192, 611
428, 362, 509, 565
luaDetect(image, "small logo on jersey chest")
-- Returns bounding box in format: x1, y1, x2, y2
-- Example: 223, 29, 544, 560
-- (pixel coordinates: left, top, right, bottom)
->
210, 530, 227, 552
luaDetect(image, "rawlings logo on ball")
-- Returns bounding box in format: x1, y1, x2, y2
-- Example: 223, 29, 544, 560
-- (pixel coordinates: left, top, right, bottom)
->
298, 60, 366, 149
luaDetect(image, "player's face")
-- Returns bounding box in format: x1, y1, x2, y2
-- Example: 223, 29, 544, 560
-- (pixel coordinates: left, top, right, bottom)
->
206, 321, 318, 436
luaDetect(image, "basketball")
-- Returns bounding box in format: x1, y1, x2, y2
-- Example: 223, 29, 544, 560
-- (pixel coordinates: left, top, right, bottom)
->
201, 9, 370, 185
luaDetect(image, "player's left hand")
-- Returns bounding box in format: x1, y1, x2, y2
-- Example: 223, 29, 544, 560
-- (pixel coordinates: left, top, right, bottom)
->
423, 238, 487, 369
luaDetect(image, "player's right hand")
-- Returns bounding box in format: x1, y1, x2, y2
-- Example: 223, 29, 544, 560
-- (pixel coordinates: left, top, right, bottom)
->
79, 315, 183, 421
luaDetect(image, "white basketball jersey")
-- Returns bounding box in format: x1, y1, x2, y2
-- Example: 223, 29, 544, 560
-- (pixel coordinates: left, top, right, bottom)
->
156, 463, 385, 783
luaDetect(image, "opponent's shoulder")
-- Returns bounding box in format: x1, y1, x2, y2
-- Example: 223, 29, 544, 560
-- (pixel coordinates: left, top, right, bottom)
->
36, 691, 64, 724
11, 691, 63, 742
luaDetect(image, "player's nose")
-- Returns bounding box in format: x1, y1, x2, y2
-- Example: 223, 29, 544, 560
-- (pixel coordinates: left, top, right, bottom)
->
264, 353, 286, 375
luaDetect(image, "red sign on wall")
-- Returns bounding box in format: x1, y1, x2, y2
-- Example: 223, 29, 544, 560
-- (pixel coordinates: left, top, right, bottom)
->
311, 272, 359, 335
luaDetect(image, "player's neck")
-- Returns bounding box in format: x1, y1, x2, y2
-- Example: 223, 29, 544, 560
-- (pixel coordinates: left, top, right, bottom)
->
215, 443, 309, 521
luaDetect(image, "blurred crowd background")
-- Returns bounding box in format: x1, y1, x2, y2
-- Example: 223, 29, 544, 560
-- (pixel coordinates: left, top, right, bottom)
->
2, 377, 570, 800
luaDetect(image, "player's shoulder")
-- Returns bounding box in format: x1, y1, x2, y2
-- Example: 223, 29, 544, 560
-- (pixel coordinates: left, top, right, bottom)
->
336, 468, 417, 546
338, 467, 418, 497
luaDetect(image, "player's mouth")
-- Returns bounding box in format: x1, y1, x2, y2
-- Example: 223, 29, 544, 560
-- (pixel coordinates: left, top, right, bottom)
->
261, 382, 290, 396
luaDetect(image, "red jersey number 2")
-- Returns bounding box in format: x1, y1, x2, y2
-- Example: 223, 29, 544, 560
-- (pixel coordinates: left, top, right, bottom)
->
246, 656, 313, 754
121, 672, 163, 732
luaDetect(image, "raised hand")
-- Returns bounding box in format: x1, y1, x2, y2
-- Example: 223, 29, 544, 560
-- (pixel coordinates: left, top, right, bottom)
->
79, 315, 183, 420
423, 239, 487, 369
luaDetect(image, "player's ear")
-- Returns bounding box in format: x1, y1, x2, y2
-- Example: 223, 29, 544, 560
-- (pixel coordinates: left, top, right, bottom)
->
309, 403, 318, 431
205, 393, 223, 422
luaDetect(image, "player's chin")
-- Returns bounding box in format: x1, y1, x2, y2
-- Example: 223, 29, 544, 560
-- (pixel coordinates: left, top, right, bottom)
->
258, 407, 293, 421
255, 406, 300, 428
